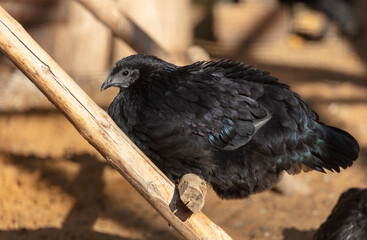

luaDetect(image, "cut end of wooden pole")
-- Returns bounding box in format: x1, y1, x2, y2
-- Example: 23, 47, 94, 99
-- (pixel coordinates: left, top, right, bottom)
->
178, 173, 207, 213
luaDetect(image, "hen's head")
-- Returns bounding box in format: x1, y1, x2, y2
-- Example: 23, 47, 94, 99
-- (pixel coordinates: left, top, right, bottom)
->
101, 54, 176, 90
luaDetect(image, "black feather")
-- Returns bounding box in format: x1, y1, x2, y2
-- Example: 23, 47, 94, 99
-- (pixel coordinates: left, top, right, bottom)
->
313, 188, 367, 240
103, 54, 359, 199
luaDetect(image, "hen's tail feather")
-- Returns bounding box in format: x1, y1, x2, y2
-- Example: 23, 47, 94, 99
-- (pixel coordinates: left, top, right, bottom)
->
310, 122, 359, 172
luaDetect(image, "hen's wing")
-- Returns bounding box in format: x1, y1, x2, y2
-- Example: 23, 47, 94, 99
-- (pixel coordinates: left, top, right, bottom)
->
172, 60, 280, 151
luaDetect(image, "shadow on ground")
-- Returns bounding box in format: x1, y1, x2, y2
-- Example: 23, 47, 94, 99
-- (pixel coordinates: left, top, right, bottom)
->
282, 228, 315, 240
0, 153, 179, 240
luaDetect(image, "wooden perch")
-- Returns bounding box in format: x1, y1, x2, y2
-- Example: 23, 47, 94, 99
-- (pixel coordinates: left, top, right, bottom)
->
75, 0, 187, 64
0, 6, 231, 240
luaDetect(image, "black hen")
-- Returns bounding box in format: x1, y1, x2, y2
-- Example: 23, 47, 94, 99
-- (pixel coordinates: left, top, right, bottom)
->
101, 54, 359, 199
313, 188, 367, 240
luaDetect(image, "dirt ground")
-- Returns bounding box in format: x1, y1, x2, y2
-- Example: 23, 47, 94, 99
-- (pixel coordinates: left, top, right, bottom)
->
1, 4, 367, 240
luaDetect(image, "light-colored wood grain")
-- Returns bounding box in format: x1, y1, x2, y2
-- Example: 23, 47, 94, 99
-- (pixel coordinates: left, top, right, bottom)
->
115, 0, 192, 55
178, 173, 207, 213
111, 0, 208, 64
52, 1, 111, 76
0, 70, 115, 111
75, 0, 188, 64
0, 6, 231, 240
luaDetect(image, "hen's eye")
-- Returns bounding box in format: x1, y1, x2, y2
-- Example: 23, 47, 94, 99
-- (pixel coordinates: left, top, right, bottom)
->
122, 70, 129, 76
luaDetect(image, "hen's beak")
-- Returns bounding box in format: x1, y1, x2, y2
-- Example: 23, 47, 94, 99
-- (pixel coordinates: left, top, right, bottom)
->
101, 76, 112, 91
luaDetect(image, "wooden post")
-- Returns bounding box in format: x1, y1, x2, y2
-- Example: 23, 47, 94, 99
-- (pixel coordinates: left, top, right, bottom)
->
0, 6, 231, 240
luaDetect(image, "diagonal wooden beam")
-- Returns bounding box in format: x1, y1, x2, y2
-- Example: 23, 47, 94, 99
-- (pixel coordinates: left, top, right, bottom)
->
0, 5, 231, 240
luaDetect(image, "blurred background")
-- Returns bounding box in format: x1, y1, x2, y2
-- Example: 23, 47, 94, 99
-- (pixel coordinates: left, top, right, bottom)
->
0, 0, 366, 239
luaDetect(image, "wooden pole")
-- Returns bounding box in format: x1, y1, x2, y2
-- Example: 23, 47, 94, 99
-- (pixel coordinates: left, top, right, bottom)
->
0, 6, 231, 240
